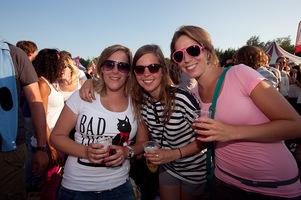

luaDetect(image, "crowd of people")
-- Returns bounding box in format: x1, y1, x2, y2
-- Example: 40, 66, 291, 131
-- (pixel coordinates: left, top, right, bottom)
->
1, 24, 301, 200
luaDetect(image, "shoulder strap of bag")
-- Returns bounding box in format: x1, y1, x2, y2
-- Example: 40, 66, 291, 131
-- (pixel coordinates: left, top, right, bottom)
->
209, 66, 233, 118
206, 66, 233, 192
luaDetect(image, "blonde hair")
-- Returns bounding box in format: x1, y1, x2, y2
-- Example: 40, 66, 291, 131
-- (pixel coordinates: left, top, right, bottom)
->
62, 57, 79, 83
94, 44, 133, 96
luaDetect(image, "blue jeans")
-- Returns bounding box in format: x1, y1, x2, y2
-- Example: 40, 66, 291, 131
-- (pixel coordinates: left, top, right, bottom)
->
57, 179, 136, 200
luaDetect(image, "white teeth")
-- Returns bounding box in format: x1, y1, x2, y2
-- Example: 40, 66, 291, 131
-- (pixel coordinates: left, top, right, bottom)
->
110, 77, 119, 80
144, 80, 153, 83
187, 64, 197, 70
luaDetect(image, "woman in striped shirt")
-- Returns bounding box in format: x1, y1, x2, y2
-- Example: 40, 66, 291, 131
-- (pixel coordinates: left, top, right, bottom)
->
131, 44, 207, 200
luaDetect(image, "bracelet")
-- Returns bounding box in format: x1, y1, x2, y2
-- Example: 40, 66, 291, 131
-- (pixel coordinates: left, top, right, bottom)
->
178, 148, 182, 158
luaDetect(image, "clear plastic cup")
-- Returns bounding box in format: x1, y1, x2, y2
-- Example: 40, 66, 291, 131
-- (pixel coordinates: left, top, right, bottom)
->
143, 141, 159, 152
96, 138, 112, 149
193, 110, 212, 138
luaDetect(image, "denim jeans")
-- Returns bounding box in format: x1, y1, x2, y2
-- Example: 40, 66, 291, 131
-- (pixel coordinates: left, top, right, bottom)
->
57, 179, 136, 200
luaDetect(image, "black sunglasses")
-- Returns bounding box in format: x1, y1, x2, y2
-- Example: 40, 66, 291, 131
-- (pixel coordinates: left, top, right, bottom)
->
172, 44, 203, 64
134, 64, 162, 76
101, 60, 130, 74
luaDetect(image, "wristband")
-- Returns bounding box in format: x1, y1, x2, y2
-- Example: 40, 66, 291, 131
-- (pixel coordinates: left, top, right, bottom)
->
178, 148, 182, 158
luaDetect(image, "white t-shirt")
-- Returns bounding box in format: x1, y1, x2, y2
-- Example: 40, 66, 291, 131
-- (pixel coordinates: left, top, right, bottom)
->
62, 90, 137, 191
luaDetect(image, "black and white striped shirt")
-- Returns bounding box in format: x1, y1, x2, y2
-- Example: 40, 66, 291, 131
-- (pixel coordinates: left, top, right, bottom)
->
142, 87, 207, 184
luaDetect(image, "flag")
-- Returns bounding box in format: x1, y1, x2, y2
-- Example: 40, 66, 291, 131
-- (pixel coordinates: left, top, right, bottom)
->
91, 61, 96, 73
73, 56, 86, 71
295, 21, 301, 53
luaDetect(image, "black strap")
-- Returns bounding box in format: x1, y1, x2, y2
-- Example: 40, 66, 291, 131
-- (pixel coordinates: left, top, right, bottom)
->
216, 165, 299, 188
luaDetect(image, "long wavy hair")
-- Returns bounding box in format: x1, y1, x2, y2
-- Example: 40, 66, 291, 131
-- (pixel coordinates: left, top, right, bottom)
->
170, 25, 219, 69
94, 44, 133, 97
131, 44, 176, 123
32, 48, 62, 83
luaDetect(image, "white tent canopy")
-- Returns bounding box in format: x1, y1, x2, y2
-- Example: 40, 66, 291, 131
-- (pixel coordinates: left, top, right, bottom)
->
264, 41, 301, 65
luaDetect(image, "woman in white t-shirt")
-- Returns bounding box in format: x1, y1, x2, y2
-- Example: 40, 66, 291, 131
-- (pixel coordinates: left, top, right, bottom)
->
50, 45, 148, 200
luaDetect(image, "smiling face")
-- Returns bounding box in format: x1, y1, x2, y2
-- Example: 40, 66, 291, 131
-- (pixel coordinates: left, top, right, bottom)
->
102, 50, 129, 93
174, 35, 208, 80
135, 53, 162, 100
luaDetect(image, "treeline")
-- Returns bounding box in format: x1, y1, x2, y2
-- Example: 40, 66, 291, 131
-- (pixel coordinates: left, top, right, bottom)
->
79, 35, 301, 68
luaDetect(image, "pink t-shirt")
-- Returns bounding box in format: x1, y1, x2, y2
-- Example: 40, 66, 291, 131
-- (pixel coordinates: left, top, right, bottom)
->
191, 64, 301, 198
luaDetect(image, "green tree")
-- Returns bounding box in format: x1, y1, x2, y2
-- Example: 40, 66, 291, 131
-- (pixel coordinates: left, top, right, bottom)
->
246, 36, 266, 49
216, 47, 237, 67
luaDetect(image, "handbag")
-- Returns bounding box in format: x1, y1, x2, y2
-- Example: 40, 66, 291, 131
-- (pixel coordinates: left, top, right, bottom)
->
206, 66, 233, 192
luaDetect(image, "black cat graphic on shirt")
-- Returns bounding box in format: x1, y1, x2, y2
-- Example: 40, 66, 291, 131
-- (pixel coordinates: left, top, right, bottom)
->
112, 116, 132, 146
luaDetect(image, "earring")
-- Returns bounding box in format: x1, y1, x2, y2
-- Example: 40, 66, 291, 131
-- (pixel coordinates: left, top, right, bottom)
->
207, 60, 210, 65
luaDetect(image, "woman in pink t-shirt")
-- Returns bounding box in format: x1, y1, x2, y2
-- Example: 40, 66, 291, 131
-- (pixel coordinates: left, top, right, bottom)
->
169, 25, 301, 199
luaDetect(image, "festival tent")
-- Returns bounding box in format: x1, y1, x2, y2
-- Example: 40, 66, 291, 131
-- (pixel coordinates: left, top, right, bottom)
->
264, 41, 301, 65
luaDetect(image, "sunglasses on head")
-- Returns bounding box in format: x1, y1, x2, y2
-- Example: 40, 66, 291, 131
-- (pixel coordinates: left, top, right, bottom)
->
172, 44, 203, 64
134, 64, 162, 76
101, 60, 130, 74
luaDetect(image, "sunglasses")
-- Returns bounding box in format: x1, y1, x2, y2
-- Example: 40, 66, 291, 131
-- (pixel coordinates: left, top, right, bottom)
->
278, 61, 286, 65
172, 44, 203, 64
101, 60, 130, 74
134, 64, 162, 76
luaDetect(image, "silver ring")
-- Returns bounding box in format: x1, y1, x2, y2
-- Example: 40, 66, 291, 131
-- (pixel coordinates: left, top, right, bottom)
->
156, 154, 159, 158
91, 154, 94, 158
119, 157, 122, 160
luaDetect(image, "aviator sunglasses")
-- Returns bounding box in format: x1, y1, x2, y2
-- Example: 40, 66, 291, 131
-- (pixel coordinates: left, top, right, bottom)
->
172, 44, 203, 64
134, 64, 162, 76
101, 60, 130, 74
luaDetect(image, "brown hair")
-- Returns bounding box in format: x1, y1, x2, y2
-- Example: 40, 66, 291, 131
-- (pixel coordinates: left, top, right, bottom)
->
131, 44, 175, 123
170, 25, 219, 68
16, 40, 37, 56
32, 48, 63, 83
233, 45, 265, 70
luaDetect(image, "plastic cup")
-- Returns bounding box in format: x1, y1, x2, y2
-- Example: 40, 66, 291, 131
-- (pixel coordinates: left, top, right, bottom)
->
143, 141, 159, 171
96, 138, 112, 149
143, 141, 159, 152
193, 110, 212, 138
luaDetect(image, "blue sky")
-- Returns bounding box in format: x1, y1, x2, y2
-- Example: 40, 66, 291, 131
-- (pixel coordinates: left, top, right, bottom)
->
1, 0, 300, 60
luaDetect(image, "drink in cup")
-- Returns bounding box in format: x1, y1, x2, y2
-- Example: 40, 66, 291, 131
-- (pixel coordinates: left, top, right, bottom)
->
143, 141, 159, 172
193, 110, 212, 138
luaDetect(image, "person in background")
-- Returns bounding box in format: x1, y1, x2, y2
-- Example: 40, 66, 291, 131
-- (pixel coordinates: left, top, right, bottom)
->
0, 36, 48, 200
223, 57, 235, 68
16, 40, 44, 194
275, 56, 290, 99
32, 48, 65, 200
288, 64, 301, 114
16, 40, 38, 62
265, 54, 281, 90
131, 44, 206, 200
170, 25, 301, 200
85, 64, 94, 79
233, 45, 278, 88
50, 44, 148, 200
56, 51, 84, 102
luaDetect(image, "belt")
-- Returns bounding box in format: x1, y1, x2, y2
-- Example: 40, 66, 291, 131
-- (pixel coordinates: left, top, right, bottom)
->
217, 165, 300, 188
